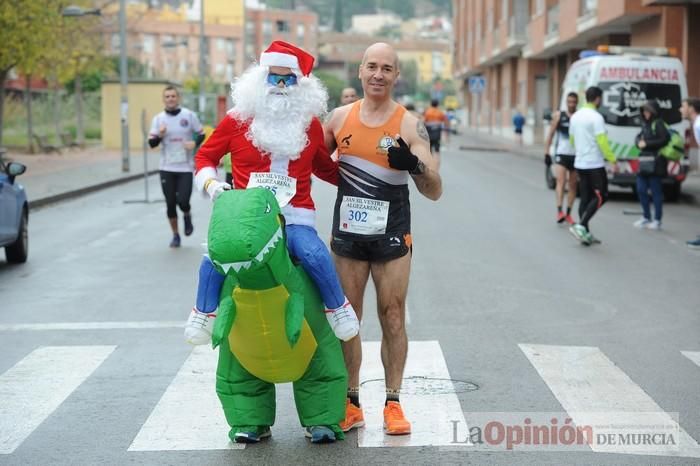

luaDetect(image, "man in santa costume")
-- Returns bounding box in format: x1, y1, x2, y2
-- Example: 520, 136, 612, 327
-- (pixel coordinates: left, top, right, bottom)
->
185, 40, 360, 344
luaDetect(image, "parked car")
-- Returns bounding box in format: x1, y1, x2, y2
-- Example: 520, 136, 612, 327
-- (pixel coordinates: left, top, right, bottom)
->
0, 159, 28, 263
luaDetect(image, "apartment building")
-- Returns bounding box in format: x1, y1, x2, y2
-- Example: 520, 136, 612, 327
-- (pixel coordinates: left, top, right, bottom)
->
102, 1, 245, 83
318, 32, 453, 84
245, 8, 318, 62
453, 0, 699, 143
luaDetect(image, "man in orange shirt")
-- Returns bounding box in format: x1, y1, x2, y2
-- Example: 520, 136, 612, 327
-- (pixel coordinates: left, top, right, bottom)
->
423, 99, 449, 160
324, 42, 443, 436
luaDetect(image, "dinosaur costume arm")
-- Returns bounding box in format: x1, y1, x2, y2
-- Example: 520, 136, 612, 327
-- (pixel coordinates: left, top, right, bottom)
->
212, 277, 237, 349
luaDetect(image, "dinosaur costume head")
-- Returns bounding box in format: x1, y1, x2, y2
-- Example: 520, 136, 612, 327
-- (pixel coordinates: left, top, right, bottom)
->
208, 188, 285, 277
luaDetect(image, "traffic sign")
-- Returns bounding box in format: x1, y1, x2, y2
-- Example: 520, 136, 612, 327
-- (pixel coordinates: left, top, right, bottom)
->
468, 75, 486, 94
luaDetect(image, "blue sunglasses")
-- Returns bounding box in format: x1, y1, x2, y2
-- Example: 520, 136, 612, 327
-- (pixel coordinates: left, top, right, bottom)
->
267, 73, 297, 87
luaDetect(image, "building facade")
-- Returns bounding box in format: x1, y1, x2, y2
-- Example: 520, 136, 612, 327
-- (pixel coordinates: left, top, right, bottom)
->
453, 0, 700, 144
245, 8, 318, 65
318, 32, 453, 84
102, 1, 245, 84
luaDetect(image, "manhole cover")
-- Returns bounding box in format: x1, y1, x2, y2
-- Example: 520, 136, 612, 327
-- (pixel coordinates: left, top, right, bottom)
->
360, 376, 479, 395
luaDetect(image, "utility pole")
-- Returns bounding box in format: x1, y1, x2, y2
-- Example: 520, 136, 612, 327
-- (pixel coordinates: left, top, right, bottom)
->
198, 0, 206, 122
119, 0, 130, 172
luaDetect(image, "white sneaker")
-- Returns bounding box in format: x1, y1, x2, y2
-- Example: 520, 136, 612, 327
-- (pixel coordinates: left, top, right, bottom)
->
325, 299, 360, 341
633, 217, 651, 228
184, 307, 217, 345
645, 220, 662, 230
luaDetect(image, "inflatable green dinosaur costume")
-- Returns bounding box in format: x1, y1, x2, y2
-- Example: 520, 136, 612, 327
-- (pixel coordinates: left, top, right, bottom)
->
208, 188, 347, 442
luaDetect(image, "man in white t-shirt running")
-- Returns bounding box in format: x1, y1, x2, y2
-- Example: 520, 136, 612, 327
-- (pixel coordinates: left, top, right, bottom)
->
680, 97, 700, 249
148, 85, 205, 248
568, 86, 618, 245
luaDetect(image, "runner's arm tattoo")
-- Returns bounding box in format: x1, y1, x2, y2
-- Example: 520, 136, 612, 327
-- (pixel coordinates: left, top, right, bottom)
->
417, 121, 430, 142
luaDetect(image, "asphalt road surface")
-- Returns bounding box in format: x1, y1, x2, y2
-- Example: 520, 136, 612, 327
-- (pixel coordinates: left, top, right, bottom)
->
1, 140, 699, 466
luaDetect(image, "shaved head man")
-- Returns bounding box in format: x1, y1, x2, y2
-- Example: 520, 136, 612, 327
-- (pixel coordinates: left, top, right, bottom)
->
340, 87, 359, 105
324, 42, 443, 436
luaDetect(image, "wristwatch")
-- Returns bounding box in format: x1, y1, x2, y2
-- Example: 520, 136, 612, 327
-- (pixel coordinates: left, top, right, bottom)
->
410, 159, 426, 175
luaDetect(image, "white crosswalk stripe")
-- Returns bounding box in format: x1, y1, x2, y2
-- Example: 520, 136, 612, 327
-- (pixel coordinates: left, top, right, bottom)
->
128, 345, 243, 451
0, 345, 116, 454
681, 351, 700, 368
520, 344, 700, 458
1, 340, 698, 458
358, 340, 470, 448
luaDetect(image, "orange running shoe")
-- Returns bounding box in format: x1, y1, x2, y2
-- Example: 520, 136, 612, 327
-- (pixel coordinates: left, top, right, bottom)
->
556, 211, 566, 224
340, 398, 365, 432
383, 401, 411, 435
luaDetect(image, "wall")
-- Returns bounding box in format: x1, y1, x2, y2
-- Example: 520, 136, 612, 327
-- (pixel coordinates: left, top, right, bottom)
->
101, 81, 176, 150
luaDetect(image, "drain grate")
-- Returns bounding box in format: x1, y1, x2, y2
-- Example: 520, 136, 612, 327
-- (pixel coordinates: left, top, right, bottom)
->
360, 376, 479, 395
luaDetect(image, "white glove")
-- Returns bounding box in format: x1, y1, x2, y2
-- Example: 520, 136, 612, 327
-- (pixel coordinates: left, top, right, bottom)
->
205, 179, 231, 201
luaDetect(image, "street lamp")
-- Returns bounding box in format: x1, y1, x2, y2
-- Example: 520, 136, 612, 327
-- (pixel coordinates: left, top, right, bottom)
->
62, 3, 129, 172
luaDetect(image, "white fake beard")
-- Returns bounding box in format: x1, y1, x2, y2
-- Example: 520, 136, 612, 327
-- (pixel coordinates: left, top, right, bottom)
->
229, 65, 328, 160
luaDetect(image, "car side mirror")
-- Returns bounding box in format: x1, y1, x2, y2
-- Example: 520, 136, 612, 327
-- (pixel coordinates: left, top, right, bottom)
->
7, 162, 26, 182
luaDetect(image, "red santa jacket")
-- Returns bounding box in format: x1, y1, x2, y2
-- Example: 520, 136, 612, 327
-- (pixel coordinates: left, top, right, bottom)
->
195, 113, 338, 227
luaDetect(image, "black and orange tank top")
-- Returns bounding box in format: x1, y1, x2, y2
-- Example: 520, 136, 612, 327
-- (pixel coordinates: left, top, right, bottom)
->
332, 100, 411, 241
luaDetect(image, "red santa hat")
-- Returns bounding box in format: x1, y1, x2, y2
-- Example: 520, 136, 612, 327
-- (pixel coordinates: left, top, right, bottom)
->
259, 40, 315, 77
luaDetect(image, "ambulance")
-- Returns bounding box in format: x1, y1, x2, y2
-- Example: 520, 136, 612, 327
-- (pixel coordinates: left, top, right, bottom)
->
558, 45, 690, 200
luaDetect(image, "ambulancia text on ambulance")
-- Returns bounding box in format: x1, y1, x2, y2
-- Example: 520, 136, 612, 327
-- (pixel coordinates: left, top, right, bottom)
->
560, 45, 689, 200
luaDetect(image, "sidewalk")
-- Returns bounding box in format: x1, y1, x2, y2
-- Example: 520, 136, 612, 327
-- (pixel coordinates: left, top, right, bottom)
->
3, 146, 160, 209
453, 127, 700, 206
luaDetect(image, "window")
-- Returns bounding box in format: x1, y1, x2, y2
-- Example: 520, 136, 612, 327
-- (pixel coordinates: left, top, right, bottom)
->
580, 0, 597, 16
262, 20, 272, 34
143, 35, 154, 53
546, 5, 559, 36
432, 52, 444, 74
297, 23, 304, 41
598, 82, 682, 127
535, 0, 545, 16
225, 39, 235, 55
276, 20, 289, 33
225, 64, 234, 81
215, 63, 225, 76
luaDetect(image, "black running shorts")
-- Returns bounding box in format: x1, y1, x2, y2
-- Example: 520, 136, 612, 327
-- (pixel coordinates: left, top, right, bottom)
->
555, 154, 575, 170
331, 234, 412, 262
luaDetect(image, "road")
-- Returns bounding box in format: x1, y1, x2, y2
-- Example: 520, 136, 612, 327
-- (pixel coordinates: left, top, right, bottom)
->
1, 140, 699, 465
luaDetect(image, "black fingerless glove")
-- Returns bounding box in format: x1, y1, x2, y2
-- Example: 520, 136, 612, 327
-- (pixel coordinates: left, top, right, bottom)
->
544, 153, 552, 166
387, 137, 419, 172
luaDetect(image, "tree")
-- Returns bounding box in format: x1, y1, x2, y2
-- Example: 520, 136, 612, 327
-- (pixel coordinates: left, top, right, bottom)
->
314, 70, 345, 109
394, 59, 418, 98
58, 6, 110, 146
0, 0, 61, 147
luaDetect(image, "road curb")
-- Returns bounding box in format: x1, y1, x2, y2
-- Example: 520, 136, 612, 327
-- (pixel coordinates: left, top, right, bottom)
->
28, 170, 159, 210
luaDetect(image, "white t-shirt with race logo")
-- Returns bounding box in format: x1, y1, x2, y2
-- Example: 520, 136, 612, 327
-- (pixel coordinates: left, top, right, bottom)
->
570, 106, 607, 170
149, 108, 203, 172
